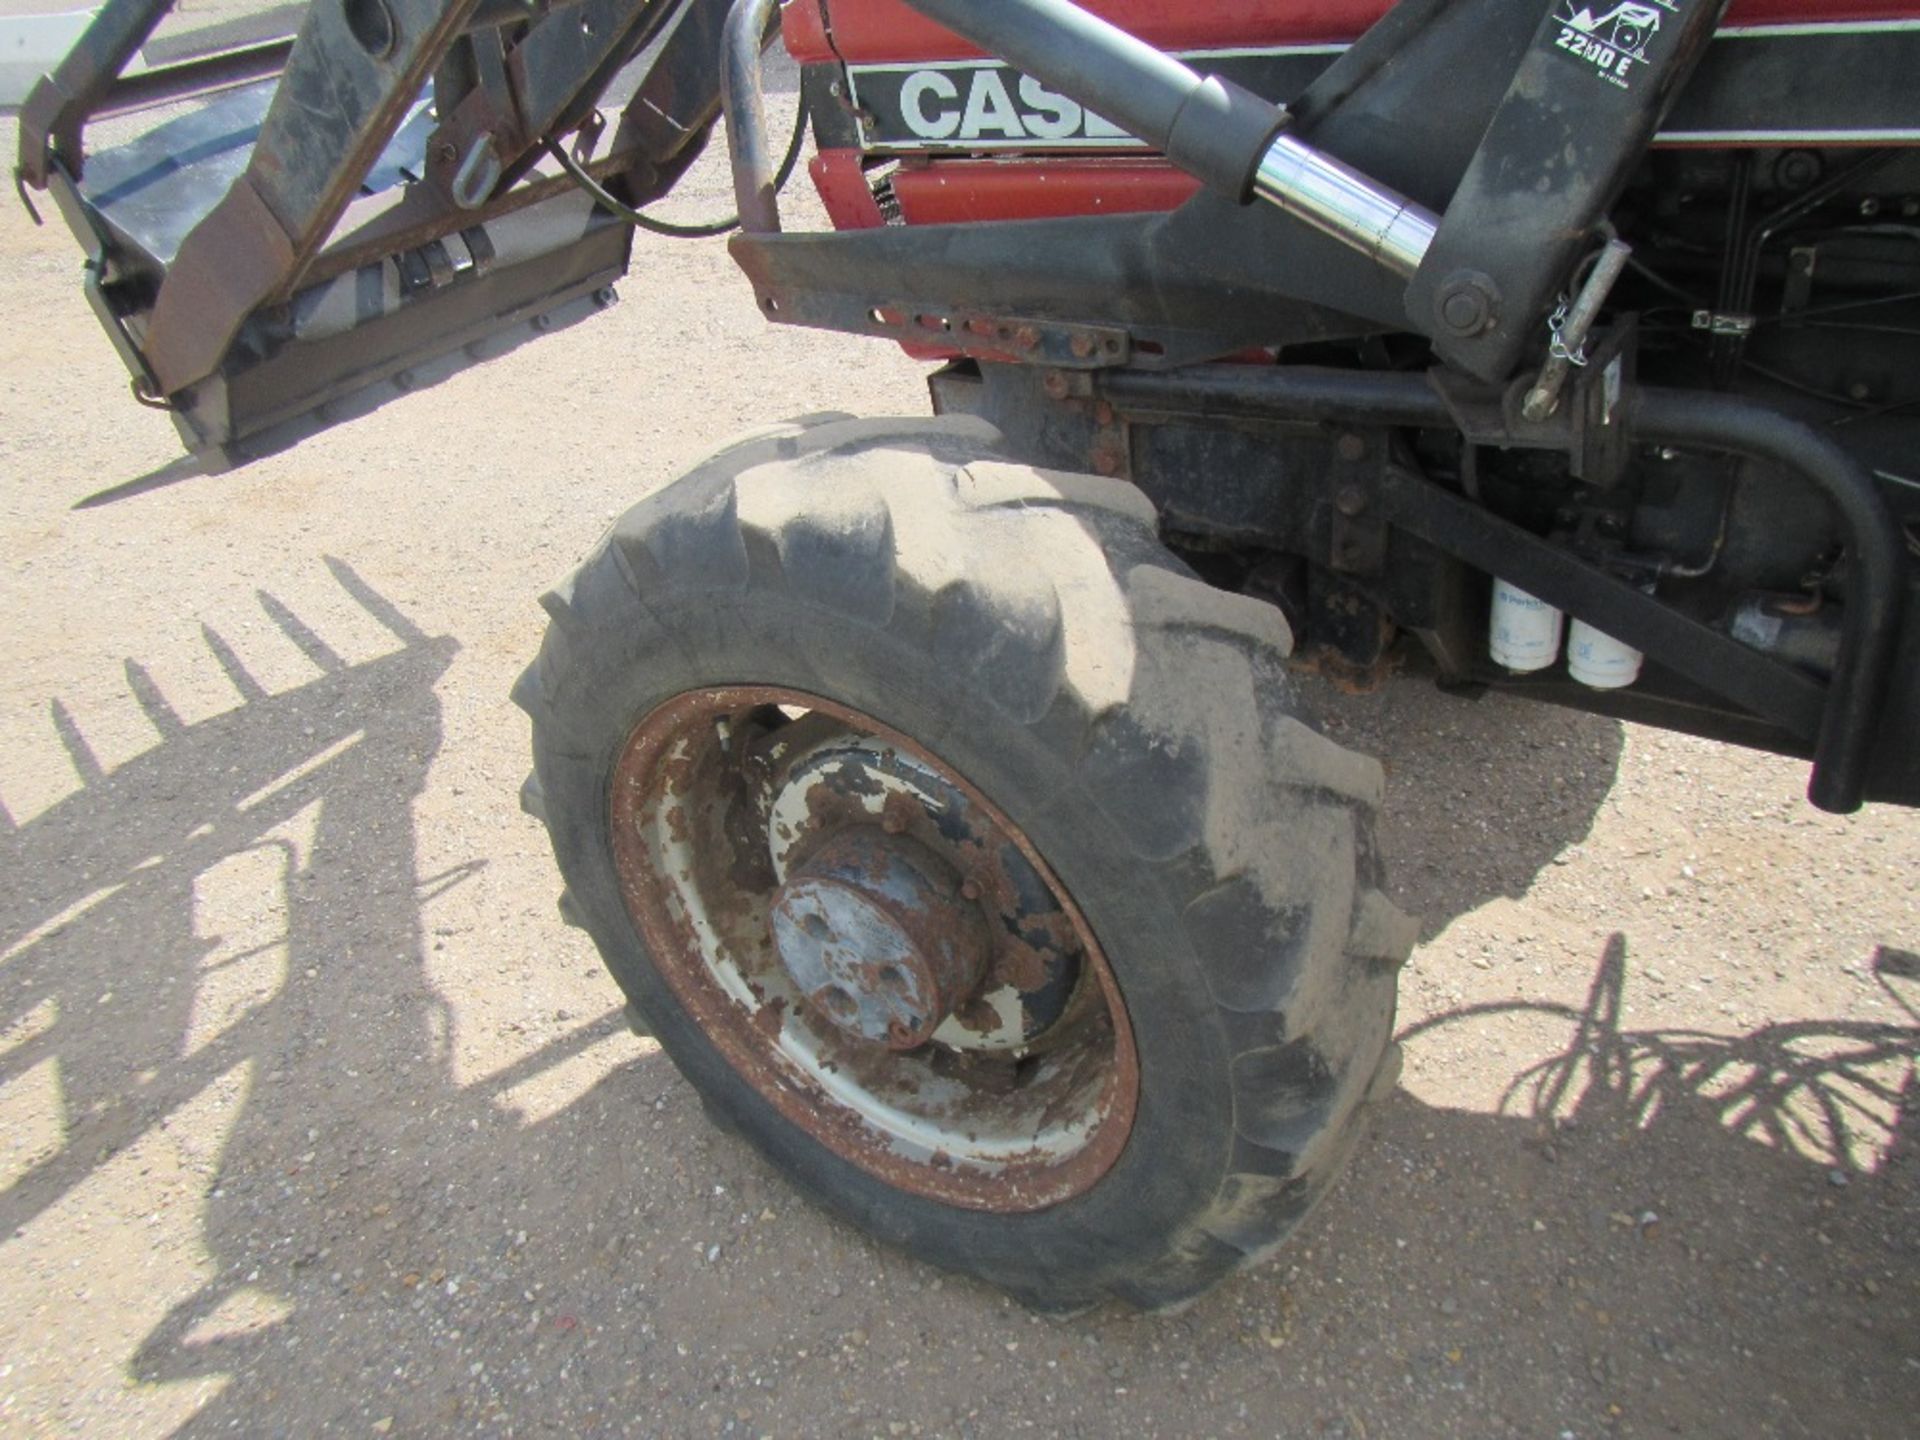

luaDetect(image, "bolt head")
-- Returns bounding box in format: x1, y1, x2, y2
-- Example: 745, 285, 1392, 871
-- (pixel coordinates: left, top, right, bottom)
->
1442, 292, 1483, 334
1435, 270, 1500, 339
1774, 149, 1821, 190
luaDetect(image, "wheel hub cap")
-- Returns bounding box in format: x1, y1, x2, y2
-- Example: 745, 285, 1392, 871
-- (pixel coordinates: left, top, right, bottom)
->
608, 685, 1140, 1211
768, 828, 988, 1049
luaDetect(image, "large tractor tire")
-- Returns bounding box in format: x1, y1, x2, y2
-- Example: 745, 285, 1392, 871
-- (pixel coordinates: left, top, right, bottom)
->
514, 414, 1415, 1311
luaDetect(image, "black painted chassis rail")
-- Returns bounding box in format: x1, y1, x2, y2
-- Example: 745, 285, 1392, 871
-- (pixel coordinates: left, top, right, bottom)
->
1102, 366, 1905, 815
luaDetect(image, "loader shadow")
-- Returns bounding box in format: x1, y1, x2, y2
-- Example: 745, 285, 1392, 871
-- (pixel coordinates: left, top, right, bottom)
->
0, 558, 458, 1245
1, 565, 1910, 1437
71, 453, 212, 509
1142, 936, 1919, 1437
0, 557, 727, 1434
1306, 671, 1627, 936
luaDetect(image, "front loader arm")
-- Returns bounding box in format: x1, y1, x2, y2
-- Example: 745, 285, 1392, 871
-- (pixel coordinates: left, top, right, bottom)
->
892, 0, 1728, 386
15, 0, 736, 462
141, 0, 493, 396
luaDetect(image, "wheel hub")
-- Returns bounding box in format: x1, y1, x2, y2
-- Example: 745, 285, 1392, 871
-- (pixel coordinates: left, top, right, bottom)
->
765, 735, 1085, 1053
609, 684, 1138, 1211
768, 828, 989, 1049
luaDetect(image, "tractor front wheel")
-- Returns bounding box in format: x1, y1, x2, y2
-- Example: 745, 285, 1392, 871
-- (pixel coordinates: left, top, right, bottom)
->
514, 415, 1415, 1310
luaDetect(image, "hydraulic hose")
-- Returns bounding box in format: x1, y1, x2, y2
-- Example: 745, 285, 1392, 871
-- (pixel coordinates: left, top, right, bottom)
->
544, 95, 806, 240
895, 0, 1283, 201
894, 0, 1436, 277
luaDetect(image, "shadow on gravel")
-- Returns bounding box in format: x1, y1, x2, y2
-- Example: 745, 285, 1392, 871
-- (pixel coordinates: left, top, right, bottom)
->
0, 558, 459, 1246
1297, 935, 1917, 1437
1309, 671, 1628, 936
0, 597, 1911, 1436
1399, 937, 1915, 1171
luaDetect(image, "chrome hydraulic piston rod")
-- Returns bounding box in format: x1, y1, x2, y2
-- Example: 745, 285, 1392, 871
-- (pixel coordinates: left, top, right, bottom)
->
895, 0, 1437, 279
1252, 135, 1437, 280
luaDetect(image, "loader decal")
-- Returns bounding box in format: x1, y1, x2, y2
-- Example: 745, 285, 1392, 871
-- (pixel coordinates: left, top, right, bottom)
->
1551, 0, 1676, 89
848, 47, 1341, 152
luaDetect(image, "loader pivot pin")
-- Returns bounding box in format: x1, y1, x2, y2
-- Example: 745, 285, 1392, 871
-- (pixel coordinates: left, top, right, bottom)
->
1522, 238, 1634, 422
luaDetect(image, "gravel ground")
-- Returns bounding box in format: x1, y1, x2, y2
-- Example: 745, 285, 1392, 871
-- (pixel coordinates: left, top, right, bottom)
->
1, 59, 1917, 1440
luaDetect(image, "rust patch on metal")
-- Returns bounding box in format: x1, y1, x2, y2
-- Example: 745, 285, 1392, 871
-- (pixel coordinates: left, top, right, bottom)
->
768, 827, 989, 1050
792, 744, 1081, 1037
608, 685, 1139, 1212
751, 994, 788, 1039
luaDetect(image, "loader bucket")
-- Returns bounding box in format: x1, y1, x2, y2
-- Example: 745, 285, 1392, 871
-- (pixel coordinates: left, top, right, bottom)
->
15, 0, 730, 468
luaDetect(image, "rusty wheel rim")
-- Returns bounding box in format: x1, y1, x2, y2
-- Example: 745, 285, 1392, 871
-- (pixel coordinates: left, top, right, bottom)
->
609, 686, 1139, 1211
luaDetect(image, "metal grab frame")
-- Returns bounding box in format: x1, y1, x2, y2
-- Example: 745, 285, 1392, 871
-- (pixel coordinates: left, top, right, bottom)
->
15, 0, 751, 463
15, 0, 548, 190
1099, 366, 1905, 814
17, 0, 738, 400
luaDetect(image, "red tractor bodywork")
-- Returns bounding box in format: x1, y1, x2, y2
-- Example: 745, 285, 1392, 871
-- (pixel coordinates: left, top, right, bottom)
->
790, 0, 1920, 61
787, 0, 1920, 232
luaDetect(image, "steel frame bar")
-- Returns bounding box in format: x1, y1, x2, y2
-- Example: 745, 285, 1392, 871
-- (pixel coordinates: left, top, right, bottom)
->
1100, 364, 1904, 814
16, 0, 175, 187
